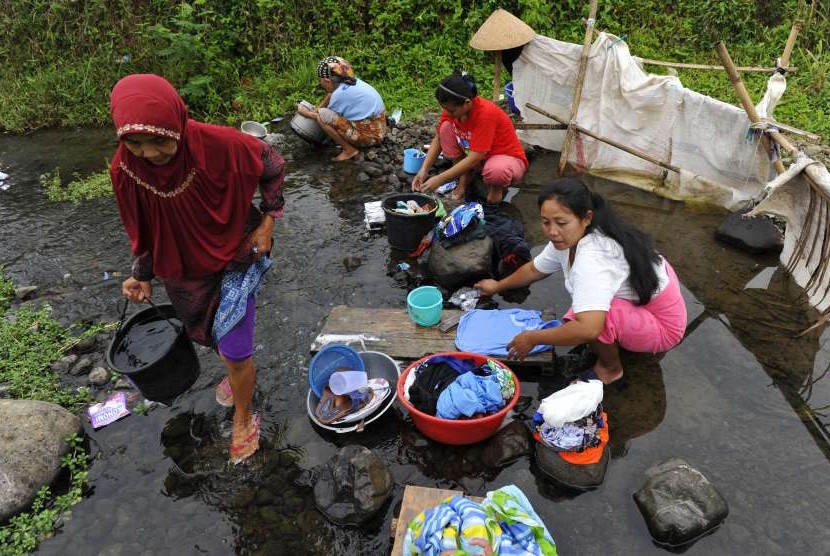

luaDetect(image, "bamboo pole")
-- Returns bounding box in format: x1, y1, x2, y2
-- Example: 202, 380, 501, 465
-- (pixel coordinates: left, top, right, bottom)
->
779, 18, 802, 69
514, 123, 568, 130
526, 103, 681, 173
638, 58, 797, 73
492, 51, 502, 103
558, 0, 599, 175
715, 42, 790, 176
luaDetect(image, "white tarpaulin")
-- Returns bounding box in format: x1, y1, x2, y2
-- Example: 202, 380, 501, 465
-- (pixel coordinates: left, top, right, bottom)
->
513, 32, 830, 315
513, 33, 771, 209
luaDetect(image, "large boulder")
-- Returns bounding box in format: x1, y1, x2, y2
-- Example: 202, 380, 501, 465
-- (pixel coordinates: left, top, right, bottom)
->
634, 458, 729, 549
0, 399, 81, 521
313, 446, 393, 526
428, 235, 494, 291
715, 209, 783, 254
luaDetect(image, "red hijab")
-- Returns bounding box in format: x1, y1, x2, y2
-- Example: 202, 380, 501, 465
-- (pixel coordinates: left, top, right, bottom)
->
110, 74, 264, 279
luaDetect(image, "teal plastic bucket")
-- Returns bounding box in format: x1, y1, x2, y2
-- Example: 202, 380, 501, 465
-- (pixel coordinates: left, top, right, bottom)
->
403, 148, 426, 174
407, 286, 443, 327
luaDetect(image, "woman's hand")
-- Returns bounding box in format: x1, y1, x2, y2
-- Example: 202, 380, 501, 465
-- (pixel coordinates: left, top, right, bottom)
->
122, 277, 152, 303
474, 278, 500, 297
417, 176, 442, 193
411, 170, 428, 191
297, 105, 317, 119
507, 331, 537, 361
249, 215, 275, 260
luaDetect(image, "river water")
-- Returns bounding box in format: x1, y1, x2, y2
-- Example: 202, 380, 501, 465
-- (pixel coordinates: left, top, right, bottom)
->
1, 125, 830, 554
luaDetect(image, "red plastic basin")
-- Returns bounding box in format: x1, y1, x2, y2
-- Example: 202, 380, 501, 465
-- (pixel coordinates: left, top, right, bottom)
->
397, 352, 521, 445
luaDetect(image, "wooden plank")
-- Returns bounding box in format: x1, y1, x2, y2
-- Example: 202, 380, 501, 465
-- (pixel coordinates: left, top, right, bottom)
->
311, 305, 555, 367
391, 485, 484, 555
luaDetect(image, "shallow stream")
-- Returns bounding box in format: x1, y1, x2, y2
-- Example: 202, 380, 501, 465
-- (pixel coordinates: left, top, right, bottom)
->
1, 125, 829, 554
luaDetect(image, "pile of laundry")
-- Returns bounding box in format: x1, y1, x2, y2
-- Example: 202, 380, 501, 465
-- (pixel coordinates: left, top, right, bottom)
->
394, 199, 435, 214
402, 484, 557, 556
532, 373, 609, 465
402, 354, 514, 420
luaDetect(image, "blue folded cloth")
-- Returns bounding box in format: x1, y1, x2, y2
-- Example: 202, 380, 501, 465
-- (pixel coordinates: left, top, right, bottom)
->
212, 256, 272, 343
436, 372, 505, 419
455, 309, 561, 356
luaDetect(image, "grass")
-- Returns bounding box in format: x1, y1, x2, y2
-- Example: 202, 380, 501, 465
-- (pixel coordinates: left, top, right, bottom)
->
40, 166, 112, 204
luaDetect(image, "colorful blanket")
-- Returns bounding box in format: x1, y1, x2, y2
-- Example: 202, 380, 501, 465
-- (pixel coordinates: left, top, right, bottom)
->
402, 485, 557, 555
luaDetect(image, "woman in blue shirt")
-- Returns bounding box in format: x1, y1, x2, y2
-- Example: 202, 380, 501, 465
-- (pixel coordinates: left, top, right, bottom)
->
297, 56, 386, 161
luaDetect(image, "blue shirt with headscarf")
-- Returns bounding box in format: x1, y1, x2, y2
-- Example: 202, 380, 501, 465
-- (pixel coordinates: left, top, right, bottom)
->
328, 78, 385, 121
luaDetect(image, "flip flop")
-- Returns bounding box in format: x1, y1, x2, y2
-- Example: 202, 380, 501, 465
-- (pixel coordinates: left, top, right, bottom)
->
331, 378, 391, 425
215, 376, 234, 407
315, 386, 373, 425
229, 413, 261, 464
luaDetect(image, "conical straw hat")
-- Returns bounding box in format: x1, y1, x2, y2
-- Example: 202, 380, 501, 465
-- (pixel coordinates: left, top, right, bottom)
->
469, 9, 536, 51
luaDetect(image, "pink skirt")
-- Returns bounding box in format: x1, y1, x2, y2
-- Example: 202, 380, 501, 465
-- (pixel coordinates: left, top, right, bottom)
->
564, 261, 687, 353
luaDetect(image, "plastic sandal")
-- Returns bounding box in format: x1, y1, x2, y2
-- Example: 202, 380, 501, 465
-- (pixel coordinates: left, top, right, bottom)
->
229, 413, 261, 464
331, 379, 390, 425
215, 376, 234, 407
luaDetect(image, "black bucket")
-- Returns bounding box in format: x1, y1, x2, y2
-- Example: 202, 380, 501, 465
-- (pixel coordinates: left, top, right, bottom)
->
106, 302, 201, 403
382, 193, 438, 252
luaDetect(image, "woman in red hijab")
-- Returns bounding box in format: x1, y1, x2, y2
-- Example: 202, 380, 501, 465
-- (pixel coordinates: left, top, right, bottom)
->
110, 74, 286, 464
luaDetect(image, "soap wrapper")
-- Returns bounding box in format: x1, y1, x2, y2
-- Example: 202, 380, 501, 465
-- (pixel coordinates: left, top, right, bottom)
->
88, 391, 131, 429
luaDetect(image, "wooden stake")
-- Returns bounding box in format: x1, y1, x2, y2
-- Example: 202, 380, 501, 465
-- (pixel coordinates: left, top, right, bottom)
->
492, 51, 502, 103
639, 58, 797, 73
558, 0, 599, 175
526, 103, 681, 173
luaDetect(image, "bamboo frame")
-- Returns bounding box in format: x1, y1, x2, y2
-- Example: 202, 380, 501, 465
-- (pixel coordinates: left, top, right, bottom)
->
526, 103, 681, 173
558, 0, 599, 175
639, 58, 797, 73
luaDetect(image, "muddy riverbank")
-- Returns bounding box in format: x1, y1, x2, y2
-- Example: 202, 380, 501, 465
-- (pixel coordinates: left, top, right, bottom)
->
1, 123, 829, 554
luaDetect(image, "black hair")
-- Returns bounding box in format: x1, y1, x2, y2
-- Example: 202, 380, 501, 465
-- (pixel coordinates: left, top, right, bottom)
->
538, 178, 662, 305
435, 70, 478, 106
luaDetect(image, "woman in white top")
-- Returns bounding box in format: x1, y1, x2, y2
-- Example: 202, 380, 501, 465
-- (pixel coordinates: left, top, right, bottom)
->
476, 178, 687, 383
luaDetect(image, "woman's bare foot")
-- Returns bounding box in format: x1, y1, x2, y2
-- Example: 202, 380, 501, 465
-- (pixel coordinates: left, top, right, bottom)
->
593, 361, 624, 384
332, 148, 359, 162
450, 186, 467, 200
486, 185, 505, 204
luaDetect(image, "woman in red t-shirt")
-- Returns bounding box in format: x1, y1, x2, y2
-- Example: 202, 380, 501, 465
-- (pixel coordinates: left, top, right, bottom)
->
412, 71, 528, 203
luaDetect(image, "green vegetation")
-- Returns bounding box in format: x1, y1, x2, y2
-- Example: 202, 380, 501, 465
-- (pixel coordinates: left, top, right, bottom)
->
0, 435, 89, 556
40, 166, 112, 204
1, 1, 828, 139
0, 269, 96, 554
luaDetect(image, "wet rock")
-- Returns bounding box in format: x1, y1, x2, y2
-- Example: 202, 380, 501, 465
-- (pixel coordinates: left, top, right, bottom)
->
69, 356, 93, 376
634, 458, 729, 549
482, 420, 532, 468
51, 354, 78, 373
313, 445, 393, 526
362, 162, 385, 177
715, 209, 783, 254
255, 488, 277, 505
387, 174, 401, 188
428, 235, 494, 291
88, 366, 111, 386
0, 399, 81, 521
258, 506, 279, 523
342, 256, 362, 271
365, 150, 378, 161
231, 490, 256, 509
356, 171, 370, 183
13, 286, 37, 300
113, 378, 134, 390
73, 335, 97, 354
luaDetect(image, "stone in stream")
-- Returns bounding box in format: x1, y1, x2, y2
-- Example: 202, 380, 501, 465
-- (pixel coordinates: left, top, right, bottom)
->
313, 445, 393, 526
482, 419, 532, 468
69, 356, 93, 376
0, 399, 81, 522
13, 286, 37, 300
634, 458, 729, 549
428, 234, 495, 292
50, 353, 78, 374
73, 335, 97, 354
715, 208, 783, 254
88, 366, 111, 386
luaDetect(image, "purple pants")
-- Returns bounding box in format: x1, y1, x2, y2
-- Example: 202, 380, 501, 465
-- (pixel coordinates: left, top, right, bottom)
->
217, 295, 256, 362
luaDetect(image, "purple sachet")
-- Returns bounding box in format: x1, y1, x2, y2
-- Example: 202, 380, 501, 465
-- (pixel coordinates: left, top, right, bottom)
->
88, 391, 131, 429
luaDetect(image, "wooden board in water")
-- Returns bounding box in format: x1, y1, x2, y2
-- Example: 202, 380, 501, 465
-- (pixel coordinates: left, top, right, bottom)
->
390, 485, 485, 555
311, 305, 554, 367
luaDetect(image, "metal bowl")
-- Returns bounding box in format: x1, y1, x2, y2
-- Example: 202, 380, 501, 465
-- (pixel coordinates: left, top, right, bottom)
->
240, 121, 267, 139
